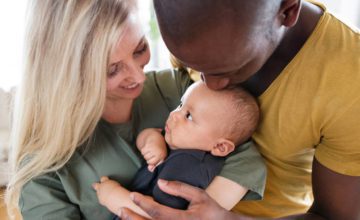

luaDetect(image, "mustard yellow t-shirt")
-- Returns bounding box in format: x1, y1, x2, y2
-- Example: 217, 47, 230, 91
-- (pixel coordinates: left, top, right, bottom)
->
233, 4, 360, 218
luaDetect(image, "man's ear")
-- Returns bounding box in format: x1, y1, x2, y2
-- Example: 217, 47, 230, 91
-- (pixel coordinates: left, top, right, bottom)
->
210, 139, 235, 157
278, 0, 302, 27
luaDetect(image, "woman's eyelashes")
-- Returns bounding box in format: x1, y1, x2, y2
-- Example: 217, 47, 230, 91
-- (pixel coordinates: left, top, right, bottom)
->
134, 42, 148, 56
107, 41, 148, 78
107, 62, 124, 78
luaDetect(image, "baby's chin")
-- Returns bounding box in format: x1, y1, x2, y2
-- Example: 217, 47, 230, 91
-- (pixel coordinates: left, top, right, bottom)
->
167, 145, 177, 150
164, 133, 175, 150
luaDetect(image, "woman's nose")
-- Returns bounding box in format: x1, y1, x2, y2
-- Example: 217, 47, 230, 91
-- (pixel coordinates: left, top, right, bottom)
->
128, 62, 146, 83
201, 73, 229, 90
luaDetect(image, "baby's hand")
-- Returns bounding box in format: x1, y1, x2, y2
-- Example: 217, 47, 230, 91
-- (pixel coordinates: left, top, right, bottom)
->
140, 143, 167, 172
92, 176, 122, 207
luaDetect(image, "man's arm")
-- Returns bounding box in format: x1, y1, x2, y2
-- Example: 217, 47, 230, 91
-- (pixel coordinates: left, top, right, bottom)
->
307, 158, 360, 219
136, 128, 167, 171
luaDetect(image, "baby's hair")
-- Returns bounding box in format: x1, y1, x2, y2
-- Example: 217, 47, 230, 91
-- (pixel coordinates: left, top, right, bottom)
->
222, 87, 260, 146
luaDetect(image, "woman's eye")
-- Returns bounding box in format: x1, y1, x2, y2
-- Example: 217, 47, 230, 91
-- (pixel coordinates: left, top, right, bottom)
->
177, 103, 183, 109
107, 63, 124, 78
134, 43, 148, 56
107, 64, 118, 78
186, 112, 192, 121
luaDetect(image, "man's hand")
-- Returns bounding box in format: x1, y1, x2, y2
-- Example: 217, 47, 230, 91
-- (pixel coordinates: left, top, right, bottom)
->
120, 179, 239, 220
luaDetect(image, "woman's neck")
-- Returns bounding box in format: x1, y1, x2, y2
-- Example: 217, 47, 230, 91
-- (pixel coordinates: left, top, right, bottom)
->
102, 99, 134, 124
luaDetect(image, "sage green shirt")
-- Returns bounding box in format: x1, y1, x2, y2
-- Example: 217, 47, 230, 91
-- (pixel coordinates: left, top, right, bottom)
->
20, 69, 266, 220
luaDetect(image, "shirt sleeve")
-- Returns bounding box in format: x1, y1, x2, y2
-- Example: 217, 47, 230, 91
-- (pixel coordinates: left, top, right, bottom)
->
219, 141, 267, 200
315, 97, 360, 176
20, 173, 81, 220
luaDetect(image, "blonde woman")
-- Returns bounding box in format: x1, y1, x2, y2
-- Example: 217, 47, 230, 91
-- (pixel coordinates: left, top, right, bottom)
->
6, 0, 266, 219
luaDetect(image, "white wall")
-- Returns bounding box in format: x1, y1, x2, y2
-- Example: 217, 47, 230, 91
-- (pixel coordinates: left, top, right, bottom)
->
318, 0, 360, 27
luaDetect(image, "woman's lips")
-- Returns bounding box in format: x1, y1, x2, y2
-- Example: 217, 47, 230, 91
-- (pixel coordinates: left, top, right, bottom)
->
121, 83, 139, 90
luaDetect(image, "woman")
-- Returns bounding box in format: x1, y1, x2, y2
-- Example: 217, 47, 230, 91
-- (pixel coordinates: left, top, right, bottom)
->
6, 1, 265, 219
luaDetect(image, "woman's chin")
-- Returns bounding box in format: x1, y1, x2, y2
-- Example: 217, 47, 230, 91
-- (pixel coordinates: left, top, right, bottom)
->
119, 84, 144, 99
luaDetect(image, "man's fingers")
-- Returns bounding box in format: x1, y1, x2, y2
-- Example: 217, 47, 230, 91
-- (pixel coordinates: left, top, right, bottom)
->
131, 192, 182, 219
157, 179, 205, 203
120, 207, 149, 220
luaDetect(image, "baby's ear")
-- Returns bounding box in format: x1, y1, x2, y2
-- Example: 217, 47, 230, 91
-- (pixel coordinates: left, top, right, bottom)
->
210, 139, 235, 157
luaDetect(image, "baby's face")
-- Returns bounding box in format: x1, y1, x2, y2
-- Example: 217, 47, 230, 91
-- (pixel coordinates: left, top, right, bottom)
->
164, 82, 231, 151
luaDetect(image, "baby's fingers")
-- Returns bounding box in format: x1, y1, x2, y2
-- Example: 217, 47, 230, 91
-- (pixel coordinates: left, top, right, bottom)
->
146, 156, 161, 165
92, 182, 99, 191
147, 160, 163, 172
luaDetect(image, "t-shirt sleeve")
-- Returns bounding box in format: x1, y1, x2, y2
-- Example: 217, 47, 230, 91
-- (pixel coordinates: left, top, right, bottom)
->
315, 97, 360, 176
20, 173, 80, 220
219, 141, 267, 200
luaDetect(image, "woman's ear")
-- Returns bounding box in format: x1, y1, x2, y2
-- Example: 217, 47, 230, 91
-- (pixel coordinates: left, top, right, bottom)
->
278, 0, 302, 27
211, 139, 235, 157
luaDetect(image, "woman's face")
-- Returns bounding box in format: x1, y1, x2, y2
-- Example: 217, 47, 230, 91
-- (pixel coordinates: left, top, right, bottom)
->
106, 13, 150, 102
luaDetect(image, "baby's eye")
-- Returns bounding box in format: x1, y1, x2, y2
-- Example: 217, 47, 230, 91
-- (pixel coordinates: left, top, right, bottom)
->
186, 112, 193, 121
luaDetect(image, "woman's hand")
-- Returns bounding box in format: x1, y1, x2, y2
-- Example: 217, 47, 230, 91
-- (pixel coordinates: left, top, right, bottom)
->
119, 179, 236, 220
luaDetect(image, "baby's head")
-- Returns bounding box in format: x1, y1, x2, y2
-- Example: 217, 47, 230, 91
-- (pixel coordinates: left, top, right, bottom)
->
164, 81, 259, 157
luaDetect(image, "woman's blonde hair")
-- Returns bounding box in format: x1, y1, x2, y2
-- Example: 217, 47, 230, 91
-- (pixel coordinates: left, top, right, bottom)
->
5, 0, 136, 213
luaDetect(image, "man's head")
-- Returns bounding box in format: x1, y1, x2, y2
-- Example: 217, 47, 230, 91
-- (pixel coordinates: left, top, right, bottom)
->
164, 81, 259, 157
154, 0, 301, 90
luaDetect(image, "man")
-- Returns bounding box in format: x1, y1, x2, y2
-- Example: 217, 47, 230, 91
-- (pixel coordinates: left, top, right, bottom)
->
120, 0, 360, 219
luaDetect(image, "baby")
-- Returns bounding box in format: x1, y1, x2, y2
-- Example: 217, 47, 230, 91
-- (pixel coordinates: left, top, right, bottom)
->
93, 81, 261, 218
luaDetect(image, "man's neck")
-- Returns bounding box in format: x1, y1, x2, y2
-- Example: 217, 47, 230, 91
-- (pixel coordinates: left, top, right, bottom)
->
242, 1, 323, 97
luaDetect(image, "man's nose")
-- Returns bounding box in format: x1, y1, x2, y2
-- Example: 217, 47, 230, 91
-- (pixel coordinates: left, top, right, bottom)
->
201, 73, 229, 90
